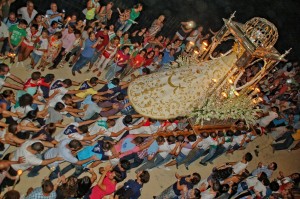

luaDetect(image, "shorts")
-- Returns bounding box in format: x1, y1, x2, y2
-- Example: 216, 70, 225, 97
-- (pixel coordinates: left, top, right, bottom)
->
31, 51, 42, 64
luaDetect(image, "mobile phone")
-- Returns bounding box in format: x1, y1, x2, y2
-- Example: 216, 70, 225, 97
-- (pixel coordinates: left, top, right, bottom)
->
62, 9, 65, 13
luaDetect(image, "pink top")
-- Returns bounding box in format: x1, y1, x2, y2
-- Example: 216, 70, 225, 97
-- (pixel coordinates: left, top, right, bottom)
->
61, 29, 76, 53
114, 134, 140, 158
89, 172, 116, 199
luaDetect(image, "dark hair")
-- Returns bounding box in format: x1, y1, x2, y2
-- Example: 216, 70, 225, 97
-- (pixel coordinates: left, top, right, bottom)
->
269, 181, 280, 191
262, 178, 270, 186
187, 134, 197, 142
210, 132, 217, 138
191, 173, 201, 184
31, 23, 39, 30
114, 170, 123, 183
176, 135, 185, 142
2, 89, 14, 98
122, 46, 130, 51
142, 67, 150, 74
220, 184, 230, 193
218, 131, 224, 137
111, 78, 120, 86
133, 136, 144, 145
226, 130, 234, 136
62, 79, 72, 87
244, 152, 253, 162
8, 124, 18, 134
19, 93, 33, 107
0, 63, 9, 72
68, 139, 82, 150
167, 135, 176, 144
271, 106, 279, 113
54, 31, 62, 40
234, 130, 242, 136
90, 77, 99, 85
212, 180, 221, 191
119, 159, 131, 170
78, 125, 88, 134
271, 162, 278, 170
258, 172, 268, 181
77, 176, 92, 197
116, 93, 125, 101
31, 142, 44, 153
139, 170, 150, 183
45, 123, 56, 135
123, 115, 133, 124
201, 132, 209, 138
23, 109, 37, 120
212, 167, 233, 181
156, 136, 165, 143
74, 29, 81, 35
102, 141, 113, 151
3, 190, 20, 199
133, 3, 142, 9
42, 180, 54, 194
51, 20, 58, 27
19, 19, 28, 26
194, 188, 201, 199
54, 102, 65, 111
62, 94, 72, 101
44, 74, 55, 83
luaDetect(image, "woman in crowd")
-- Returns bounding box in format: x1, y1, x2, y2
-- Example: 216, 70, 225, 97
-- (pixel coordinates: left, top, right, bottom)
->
37, 31, 62, 71
72, 32, 100, 75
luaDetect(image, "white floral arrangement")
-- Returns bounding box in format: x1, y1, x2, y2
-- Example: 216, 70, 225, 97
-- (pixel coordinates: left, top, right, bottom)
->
191, 91, 261, 126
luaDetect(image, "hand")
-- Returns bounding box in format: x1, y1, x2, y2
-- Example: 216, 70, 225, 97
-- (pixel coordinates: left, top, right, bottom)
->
124, 126, 131, 131
55, 156, 63, 161
18, 156, 26, 164
97, 129, 105, 135
36, 133, 47, 140
91, 155, 99, 161
106, 89, 114, 94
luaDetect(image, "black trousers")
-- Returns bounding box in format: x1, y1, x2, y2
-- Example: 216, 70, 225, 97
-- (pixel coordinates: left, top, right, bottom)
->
52, 47, 66, 68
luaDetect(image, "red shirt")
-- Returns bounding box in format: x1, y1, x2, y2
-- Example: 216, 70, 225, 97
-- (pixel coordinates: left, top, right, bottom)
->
95, 31, 109, 51
89, 172, 116, 199
130, 54, 145, 68
116, 50, 130, 67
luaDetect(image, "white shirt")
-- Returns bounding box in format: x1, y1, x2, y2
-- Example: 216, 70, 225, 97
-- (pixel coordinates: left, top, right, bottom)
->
55, 122, 84, 142
0, 22, 9, 38
23, 27, 40, 46
45, 139, 78, 168
33, 36, 49, 56
17, 7, 38, 24
108, 116, 127, 141
11, 140, 43, 171
11, 105, 33, 122
258, 111, 278, 127
158, 140, 171, 158
232, 161, 248, 174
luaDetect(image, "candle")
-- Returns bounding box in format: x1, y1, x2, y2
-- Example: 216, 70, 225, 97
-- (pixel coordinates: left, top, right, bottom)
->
250, 87, 260, 96
12, 170, 23, 190
228, 79, 234, 84
202, 41, 208, 47
221, 92, 228, 98
212, 79, 217, 83
234, 90, 240, 96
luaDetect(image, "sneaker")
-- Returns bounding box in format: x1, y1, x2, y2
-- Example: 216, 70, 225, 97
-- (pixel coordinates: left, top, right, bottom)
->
185, 165, 189, 170
199, 162, 207, 166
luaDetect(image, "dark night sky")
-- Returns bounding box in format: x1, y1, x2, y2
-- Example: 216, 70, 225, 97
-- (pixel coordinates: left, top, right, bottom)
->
11, 0, 300, 60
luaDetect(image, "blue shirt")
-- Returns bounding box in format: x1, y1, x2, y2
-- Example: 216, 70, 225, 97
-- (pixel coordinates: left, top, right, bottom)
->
46, 10, 62, 24
82, 39, 96, 58
161, 50, 174, 65
123, 179, 143, 199
3, 18, 19, 28
25, 187, 56, 199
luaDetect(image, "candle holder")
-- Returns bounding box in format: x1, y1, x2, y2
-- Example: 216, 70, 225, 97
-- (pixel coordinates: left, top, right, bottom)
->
12, 170, 23, 190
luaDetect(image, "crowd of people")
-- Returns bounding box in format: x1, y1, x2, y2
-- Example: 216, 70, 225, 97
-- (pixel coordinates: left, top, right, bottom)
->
0, 0, 299, 198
